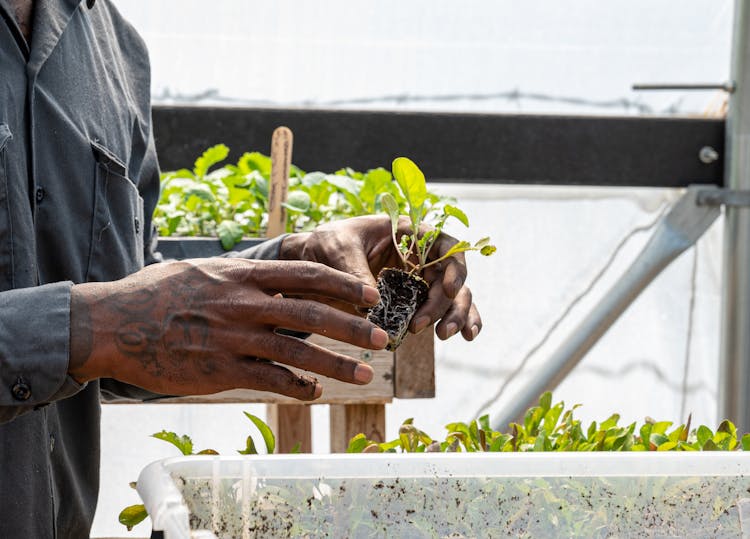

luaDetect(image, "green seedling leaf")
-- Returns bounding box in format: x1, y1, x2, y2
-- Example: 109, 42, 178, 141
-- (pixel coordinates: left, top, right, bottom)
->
381, 193, 401, 234
238, 435, 258, 455
119, 504, 148, 531
243, 412, 276, 454
480, 243, 498, 256
216, 220, 243, 250
742, 433, 750, 451
194, 144, 230, 178
347, 433, 370, 453
282, 190, 312, 213
392, 157, 428, 211
237, 151, 272, 177
696, 425, 713, 447
151, 431, 193, 455
197, 449, 219, 455
539, 391, 552, 413
290, 442, 302, 454
443, 205, 469, 227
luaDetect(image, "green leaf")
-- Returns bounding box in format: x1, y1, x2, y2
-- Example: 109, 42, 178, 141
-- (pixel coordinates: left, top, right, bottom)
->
282, 191, 312, 213
290, 442, 302, 454
742, 433, 750, 451
381, 193, 401, 234
391, 157, 427, 221
238, 435, 258, 455
216, 220, 243, 251
197, 448, 219, 455
194, 144, 230, 178
479, 243, 497, 256
696, 425, 713, 447
184, 184, 216, 202
439, 240, 490, 261
443, 205, 469, 227
151, 431, 193, 455
539, 392, 552, 413
119, 504, 148, 531
243, 412, 276, 454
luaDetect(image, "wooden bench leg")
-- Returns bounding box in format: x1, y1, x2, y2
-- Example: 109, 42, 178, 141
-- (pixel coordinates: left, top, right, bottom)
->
329, 403, 386, 453
266, 403, 312, 453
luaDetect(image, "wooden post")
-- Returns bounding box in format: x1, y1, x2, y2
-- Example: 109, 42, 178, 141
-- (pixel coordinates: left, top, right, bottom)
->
266, 404, 312, 453
394, 327, 435, 398
329, 403, 386, 453
265, 126, 313, 453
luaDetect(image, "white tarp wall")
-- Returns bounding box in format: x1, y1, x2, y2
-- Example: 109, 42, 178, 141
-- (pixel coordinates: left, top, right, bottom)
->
93, 1, 732, 536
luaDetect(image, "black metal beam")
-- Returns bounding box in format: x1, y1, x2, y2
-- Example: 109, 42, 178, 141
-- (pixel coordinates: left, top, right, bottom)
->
152, 106, 724, 188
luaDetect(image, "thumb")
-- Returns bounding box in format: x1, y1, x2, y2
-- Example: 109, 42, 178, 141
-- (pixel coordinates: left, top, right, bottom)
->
337, 244, 378, 288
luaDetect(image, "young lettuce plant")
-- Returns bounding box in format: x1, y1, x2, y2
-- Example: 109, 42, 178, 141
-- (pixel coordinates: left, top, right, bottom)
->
367, 157, 496, 350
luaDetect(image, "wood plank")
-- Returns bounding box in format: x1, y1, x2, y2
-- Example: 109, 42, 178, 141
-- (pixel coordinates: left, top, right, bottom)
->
266, 404, 312, 453
394, 328, 435, 398
329, 403, 386, 453
162, 335, 394, 404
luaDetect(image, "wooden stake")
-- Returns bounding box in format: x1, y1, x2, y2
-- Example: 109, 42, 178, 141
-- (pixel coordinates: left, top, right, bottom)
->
267, 126, 293, 238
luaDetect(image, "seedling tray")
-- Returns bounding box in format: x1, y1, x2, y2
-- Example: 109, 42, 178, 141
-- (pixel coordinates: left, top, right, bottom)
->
137, 453, 750, 538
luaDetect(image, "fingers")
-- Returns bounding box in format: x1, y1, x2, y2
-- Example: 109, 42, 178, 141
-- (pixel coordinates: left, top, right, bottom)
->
410, 283, 482, 342
251, 261, 380, 307
460, 302, 483, 341
258, 296, 389, 349
231, 357, 324, 401
429, 235, 468, 299
249, 333, 375, 385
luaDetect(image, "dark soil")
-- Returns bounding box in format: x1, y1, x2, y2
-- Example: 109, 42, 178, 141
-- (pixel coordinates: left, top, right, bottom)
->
367, 267, 429, 351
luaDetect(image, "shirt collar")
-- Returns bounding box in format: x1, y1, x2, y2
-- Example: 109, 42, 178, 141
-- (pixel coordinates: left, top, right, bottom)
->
28, 0, 84, 74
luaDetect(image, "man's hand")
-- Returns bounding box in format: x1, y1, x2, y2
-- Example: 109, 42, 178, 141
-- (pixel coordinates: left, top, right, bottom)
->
69, 258, 387, 400
280, 215, 482, 341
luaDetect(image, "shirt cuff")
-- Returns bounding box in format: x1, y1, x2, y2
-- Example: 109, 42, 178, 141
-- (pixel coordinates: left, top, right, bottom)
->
0, 281, 83, 407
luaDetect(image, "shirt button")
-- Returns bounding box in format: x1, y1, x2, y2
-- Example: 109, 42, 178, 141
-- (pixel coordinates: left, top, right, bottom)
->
50, 434, 55, 453
11, 378, 31, 401
134, 217, 140, 234
35, 187, 45, 203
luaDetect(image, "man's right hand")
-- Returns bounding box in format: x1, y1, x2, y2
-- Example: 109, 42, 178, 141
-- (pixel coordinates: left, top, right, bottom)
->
68, 258, 387, 400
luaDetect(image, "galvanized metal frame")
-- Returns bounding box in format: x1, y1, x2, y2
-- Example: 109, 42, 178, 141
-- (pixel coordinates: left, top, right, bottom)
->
719, 0, 750, 433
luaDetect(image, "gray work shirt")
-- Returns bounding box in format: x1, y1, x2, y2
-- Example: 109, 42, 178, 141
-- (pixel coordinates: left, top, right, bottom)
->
0, 1, 282, 536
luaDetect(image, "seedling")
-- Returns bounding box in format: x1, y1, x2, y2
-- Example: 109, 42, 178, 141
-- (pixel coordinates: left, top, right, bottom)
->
368, 157, 496, 350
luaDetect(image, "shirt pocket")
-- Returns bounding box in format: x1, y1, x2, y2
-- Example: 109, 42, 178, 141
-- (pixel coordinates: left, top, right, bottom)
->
86, 140, 144, 282
0, 125, 12, 288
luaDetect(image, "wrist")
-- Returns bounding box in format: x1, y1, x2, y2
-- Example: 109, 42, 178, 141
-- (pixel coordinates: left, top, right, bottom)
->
69, 283, 109, 383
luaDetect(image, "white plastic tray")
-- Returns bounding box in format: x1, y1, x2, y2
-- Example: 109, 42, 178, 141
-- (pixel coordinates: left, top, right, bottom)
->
138, 452, 750, 538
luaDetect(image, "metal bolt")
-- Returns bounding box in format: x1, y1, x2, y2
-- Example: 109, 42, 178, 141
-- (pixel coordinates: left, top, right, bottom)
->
699, 146, 719, 164
361, 350, 373, 362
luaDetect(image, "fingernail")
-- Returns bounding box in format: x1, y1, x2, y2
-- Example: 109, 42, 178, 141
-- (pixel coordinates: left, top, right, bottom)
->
363, 286, 380, 305
413, 316, 430, 334
471, 325, 480, 339
313, 384, 323, 399
371, 327, 389, 349
354, 364, 374, 384
446, 322, 458, 337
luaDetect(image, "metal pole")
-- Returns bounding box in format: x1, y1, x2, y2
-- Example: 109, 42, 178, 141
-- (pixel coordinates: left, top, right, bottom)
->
718, 0, 750, 432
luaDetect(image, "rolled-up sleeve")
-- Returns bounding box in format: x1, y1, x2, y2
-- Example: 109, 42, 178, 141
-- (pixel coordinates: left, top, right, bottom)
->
0, 281, 85, 423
